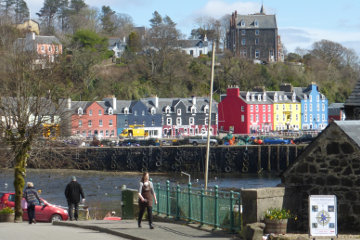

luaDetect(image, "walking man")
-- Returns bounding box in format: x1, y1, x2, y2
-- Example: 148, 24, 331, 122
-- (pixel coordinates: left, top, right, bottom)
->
24, 182, 41, 224
65, 176, 85, 221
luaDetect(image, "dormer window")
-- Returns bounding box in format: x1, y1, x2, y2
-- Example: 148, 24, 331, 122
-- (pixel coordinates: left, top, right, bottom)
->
246, 92, 250, 101
279, 95, 282, 101
204, 105, 209, 114
316, 95, 320, 102
177, 109, 181, 115
142, 110, 145, 116
240, 20, 245, 27
304, 94, 307, 100
251, 94, 255, 101
151, 107, 156, 115
309, 95, 312, 101
263, 93, 267, 101
321, 94, 325, 100
254, 19, 259, 27
258, 95, 261, 101
108, 107, 113, 115
292, 93, 296, 102
191, 106, 196, 114
284, 95, 288, 100
274, 93, 278, 102
124, 107, 129, 114
165, 106, 171, 114
78, 107, 83, 115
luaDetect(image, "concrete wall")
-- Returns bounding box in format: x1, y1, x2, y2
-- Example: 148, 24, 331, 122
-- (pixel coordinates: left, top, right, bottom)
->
241, 187, 285, 225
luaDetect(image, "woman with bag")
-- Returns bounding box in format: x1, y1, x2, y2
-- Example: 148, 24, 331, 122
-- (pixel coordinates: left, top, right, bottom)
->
23, 182, 41, 224
138, 172, 157, 229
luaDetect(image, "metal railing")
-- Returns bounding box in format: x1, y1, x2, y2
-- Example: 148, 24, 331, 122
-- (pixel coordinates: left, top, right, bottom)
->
153, 181, 242, 232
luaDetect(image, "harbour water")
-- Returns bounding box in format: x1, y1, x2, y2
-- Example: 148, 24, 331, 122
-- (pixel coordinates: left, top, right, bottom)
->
0, 169, 280, 218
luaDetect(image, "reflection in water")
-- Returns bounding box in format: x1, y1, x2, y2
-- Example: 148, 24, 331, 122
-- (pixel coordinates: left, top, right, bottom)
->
0, 169, 280, 218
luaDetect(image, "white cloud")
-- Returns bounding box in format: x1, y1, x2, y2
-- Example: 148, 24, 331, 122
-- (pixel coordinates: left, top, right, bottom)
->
279, 27, 360, 56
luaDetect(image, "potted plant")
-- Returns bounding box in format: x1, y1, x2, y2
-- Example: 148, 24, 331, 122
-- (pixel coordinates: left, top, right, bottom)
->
264, 208, 296, 234
0, 207, 15, 222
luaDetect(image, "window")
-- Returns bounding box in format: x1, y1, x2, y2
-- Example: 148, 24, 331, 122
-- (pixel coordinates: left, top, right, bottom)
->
309, 95, 312, 101
276, 114, 279, 121
88, 130, 91, 136
254, 20, 259, 27
309, 114, 313, 122
296, 114, 299, 121
268, 114, 271, 122
255, 29, 259, 35
88, 120, 92, 127
100, 130, 103, 136
296, 105, 299, 111
304, 114, 307, 122
177, 109, 181, 115
151, 108, 156, 115
255, 38, 259, 45
317, 114, 320, 122
310, 104, 312, 111
205, 118, 208, 125
322, 104, 325, 111
98, 110, 102, 115
124, 108, 129, 114
263, 105, 266, 112
41, 45, 45, 52
166, 118, 172, 125
283, 104, 285, 111
204, 105, 209, 114
317, 104, 320, 111
250, 105, 253, 112
241, 38, 246, 46
109, 119, 113, 126
256, 114, 259, 122
250, 114, 254, 122
255, 50, 260, 59
241, 30, 246, 35
55, 46, 59, 52
255, 105, 259, 112
322, 94, 325, 100
191, 106, 196, 114
263, 114, 266, 122
152, 119, 155, 126
241, 106, 244, 112
189, 117, 194, 125
106, 130, 109, 136
166, 107, 171, 114
241, 20, 245, 27
304, 104, 307, 111
289, 105, 292, 111
78, 107, 83, 115
79, 120, 82, 127
176, 117, 181, 125
241, 115, 244, 122
240, 49, 247, 57
108, 108, 113, 115
134, 110, 137, 116
142, 110, 145, 116
125, 119, 128, 126
190, 50, 194, 56
89, 110, 92, 116
283, 114, 285, 122
99, 119, 103, 126
276, 105, 279, 110
316, 95, 320, 102
268, 105, 271, 112
111, 130, 114, 136
258, 95, 261, 101
48, 45, 51, 52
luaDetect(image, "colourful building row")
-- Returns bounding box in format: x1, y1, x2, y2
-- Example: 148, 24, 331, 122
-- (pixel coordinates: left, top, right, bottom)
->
218, 83, 328, 134
65, 96, 217, 139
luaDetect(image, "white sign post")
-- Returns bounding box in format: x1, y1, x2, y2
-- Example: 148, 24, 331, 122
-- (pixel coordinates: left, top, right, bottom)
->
309, 195, 337, 239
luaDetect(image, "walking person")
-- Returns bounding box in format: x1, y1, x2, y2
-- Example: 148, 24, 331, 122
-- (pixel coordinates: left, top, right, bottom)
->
138, 172, 157, 229
23, 182, 41, 224
65, 176, 85, 221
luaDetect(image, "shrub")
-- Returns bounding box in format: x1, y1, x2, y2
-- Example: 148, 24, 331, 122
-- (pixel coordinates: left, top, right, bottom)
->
0, 207, 14, 214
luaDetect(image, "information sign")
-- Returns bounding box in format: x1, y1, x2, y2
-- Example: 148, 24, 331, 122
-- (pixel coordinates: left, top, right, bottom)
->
309, 195, 337, 237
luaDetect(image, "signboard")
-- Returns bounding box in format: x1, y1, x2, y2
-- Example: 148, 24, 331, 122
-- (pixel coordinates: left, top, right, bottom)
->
309, 195, 337, 237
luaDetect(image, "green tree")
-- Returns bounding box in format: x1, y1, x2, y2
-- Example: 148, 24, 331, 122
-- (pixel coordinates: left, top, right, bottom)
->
100, 5, 116, 35
14, 0, 29, 24
127, 31, 141, 52
37, 0, 61, 34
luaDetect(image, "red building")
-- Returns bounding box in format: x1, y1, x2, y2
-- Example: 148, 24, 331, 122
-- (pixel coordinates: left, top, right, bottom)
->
218, 87, 273, 134
71, 101, 117, 139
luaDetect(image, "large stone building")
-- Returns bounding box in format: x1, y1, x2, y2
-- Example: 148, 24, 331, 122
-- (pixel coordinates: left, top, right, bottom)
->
226, 5, 284, 63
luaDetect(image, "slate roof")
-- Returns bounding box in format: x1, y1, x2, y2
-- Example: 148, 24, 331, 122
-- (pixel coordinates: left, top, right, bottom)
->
16, 33, 61, 52
267, 91, 298, 103
335, 120, 360, 147
177, 40, 208, 48
345, 78, 360, 106
235, 14, 277, 29
239, 91, 273, 104
328, 103, 344, 116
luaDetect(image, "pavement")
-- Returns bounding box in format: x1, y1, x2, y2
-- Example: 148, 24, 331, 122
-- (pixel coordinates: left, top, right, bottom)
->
53, 219, 241, 240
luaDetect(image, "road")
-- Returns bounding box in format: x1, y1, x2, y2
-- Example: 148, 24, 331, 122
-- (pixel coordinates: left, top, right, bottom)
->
0, 222, 125, 240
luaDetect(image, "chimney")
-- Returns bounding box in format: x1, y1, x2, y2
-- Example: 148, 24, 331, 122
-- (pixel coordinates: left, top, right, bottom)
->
192, 96, 197, 105
123, 36, 126, 43
154, 95, 159, 108
226, 86, 240, 97
67, 98, 71, 110
112, 96, 117, 110
253, 86, 265, 92
31, 32, 35, 40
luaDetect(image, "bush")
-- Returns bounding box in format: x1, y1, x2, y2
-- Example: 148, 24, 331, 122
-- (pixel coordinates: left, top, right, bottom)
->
0, 207, 14, 214
264, 208, 295, 220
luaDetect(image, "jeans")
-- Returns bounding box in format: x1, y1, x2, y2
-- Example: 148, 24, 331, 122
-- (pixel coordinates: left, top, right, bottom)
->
27, 204, 35, 223
138, 205, 153, 226
68, 202, 79, 220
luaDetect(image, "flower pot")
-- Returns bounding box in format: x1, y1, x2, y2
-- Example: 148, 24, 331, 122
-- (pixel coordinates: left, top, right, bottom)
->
264, 218, 288, 234
0, 213, 15, 222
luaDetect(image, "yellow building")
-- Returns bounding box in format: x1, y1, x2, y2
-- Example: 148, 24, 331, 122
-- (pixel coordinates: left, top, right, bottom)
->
269, 91, 301, 130
16, 19, 40, 35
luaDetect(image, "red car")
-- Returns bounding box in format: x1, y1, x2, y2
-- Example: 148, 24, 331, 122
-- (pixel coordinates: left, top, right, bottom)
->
0, 192, 68, 222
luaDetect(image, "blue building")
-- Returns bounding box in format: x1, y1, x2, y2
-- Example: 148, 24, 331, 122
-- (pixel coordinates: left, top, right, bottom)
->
294, 83, 328, 130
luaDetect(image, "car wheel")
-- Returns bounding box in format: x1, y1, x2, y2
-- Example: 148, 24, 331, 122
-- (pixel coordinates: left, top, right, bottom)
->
50, 214, 62, 222
210, 142, 215, 146
193, 142, 198, 146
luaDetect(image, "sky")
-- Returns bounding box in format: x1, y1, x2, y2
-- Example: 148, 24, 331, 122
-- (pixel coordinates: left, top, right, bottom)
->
25, 0, 360, 55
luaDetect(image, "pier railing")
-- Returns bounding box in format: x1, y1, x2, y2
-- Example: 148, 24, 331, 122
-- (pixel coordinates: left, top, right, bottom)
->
153, 181, 242, 232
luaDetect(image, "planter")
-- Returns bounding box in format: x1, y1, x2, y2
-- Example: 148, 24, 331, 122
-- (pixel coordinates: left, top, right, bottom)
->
0, 213, 15, 222
264, 218, 288, 234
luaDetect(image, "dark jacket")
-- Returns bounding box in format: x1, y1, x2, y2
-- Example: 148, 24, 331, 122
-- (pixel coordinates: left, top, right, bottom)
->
24, 187, 40, 206
65, 181, 85, 203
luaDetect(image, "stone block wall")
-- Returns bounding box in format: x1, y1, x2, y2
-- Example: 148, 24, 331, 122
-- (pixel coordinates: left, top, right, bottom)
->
282, 123, 360, 232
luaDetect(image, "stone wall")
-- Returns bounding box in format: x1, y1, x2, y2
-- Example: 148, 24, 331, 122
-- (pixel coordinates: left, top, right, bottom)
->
282, 123, 360, 232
